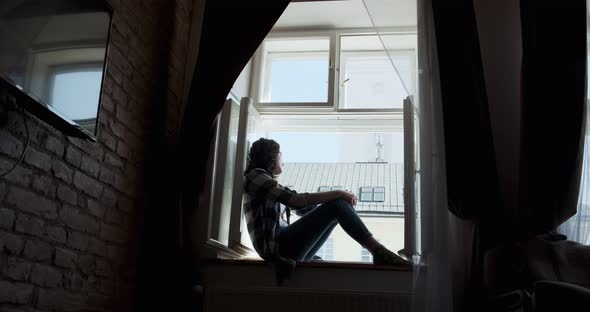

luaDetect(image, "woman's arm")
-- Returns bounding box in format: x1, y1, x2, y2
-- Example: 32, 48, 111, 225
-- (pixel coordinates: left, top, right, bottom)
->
244, 169, 357, 209
286, 190, 358, 208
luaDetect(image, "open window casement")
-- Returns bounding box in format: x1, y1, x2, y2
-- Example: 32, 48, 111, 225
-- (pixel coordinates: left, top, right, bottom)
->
204, 101, 420, 261
206, 97, 262, 258
228, 98, 261, 255
401, 96, 419, 259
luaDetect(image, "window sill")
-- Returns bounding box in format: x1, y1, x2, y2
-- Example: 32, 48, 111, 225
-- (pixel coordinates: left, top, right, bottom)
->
200, 257, 419, 294
203, 257, 422, 272
201, 239, 425, 272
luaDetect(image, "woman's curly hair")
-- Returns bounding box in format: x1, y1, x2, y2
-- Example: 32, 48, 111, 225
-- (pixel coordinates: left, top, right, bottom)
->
244, 138, 281, 178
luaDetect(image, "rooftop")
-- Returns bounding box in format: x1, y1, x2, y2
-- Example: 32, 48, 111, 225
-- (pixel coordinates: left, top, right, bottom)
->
278, 162, 404, 215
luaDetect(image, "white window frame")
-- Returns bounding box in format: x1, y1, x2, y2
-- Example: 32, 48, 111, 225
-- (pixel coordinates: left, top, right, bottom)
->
372, 187, 386, 203
250, 28, 417, 116
204, 97, 259, 258
358, 186, 386, 203
359, 187, 374, 202
251, 32, 335, 109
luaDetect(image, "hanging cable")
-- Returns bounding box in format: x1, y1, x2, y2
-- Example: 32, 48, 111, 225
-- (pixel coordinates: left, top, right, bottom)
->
0, 107, 30, 178
360, 0, 420, 117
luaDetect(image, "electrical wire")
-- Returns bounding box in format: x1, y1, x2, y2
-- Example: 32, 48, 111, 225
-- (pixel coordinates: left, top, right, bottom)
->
0, 108, 30, 178
360, 0, 420, 118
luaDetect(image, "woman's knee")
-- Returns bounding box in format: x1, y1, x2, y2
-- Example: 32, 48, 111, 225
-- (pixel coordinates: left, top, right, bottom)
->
330, 198, 354, 211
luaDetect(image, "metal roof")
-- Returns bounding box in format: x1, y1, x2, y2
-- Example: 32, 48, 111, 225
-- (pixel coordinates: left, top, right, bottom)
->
277, 162, 404, 215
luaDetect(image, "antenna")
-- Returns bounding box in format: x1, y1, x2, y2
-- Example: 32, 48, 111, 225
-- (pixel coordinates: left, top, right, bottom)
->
375, 133, 384, 163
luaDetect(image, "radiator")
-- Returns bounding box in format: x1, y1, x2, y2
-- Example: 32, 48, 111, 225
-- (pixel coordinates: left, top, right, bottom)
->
204, 286, 412, 312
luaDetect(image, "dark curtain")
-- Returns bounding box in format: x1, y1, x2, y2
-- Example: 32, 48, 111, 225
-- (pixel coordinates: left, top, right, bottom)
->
431, 0, 501, 306
432, 0, 586, 307
176, 0, 290, 309
431, 0, 501, 224
519, 0, 587, 237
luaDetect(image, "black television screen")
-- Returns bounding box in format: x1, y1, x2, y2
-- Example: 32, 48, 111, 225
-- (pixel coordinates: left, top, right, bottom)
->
0, 0, 112, 141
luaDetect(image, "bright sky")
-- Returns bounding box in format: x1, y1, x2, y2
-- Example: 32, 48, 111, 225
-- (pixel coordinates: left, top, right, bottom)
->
50, 69, 102, 120
267, 132, 404, 163
269, 59, 329, 102
259, 40, 416, 165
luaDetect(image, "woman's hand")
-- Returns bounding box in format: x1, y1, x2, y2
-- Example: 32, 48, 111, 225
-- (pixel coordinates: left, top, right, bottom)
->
303, 189, 359, 207
338, 190, 358, 206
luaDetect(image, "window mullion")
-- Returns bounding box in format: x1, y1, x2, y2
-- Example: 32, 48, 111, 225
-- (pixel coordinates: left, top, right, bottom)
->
328, 31, 338, 110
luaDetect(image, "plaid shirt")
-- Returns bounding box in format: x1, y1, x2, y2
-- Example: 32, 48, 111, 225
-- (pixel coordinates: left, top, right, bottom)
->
243, 168, 310, 281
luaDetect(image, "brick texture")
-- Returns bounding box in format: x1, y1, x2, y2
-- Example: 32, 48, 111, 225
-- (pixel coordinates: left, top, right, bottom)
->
0, 0, 197, 310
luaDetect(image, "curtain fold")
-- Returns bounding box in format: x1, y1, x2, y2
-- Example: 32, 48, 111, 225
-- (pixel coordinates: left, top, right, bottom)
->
560, 97, 590, 245
412, 1, 470, 310
558, 3, 588, 242
420, 0, 587, 307
181, 0, 291, 233
178, 0, 291, 298
429, 0, 500, 306
363, 0, 471, 311
519, 0, 587, 237
431, 0, 500, 224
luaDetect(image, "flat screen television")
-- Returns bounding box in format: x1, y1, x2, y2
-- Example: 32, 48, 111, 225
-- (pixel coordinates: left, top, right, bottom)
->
0, 0, 113, 141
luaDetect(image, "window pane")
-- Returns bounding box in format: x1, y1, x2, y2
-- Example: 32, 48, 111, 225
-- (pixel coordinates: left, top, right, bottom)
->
373, 192, 385, 202
339, 35, 415, 109
318, 186, 331, 192
373, 186, 386, 202
51, 68, 102, 121
261, 38, 329, 103
360, 190, 373, 202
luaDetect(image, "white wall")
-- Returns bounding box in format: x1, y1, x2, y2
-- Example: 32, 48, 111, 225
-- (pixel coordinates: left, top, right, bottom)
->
229, 60, 252, 100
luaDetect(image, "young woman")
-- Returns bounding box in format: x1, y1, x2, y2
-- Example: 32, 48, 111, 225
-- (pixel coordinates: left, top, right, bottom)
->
243, 138, 409, 282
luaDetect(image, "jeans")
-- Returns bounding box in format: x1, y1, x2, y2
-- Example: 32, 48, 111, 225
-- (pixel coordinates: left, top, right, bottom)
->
278, 198, 373, 262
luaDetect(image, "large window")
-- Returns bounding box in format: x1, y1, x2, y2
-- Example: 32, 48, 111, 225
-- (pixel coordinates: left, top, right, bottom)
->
202, 29, 419, 263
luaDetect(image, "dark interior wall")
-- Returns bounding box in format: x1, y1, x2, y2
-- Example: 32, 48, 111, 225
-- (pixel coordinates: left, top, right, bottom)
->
0, 0, 196, 311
